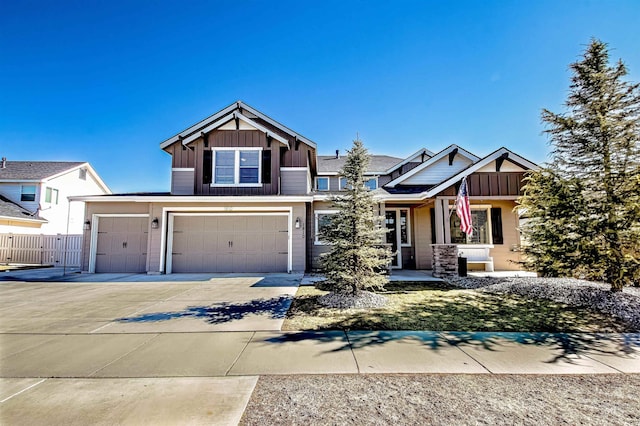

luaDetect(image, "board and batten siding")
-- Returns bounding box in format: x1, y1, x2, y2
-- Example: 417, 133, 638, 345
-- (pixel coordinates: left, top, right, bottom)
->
193, 130, 280, 196
437, 172, 526, 197
280, 168, 309, 195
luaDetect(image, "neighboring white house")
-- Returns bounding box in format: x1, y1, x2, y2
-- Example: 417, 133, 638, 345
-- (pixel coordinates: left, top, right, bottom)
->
0, 158, 111, 234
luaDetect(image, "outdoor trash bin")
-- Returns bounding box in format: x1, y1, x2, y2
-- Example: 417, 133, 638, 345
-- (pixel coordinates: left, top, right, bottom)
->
458, 257, 467, 277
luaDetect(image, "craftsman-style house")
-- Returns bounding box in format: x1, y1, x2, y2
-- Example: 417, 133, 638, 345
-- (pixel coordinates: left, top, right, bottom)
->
73, 101, 536, 274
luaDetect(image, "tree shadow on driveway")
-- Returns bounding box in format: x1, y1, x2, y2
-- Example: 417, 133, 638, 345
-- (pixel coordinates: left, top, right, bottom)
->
116, 295, 293, 325
262, 329, 640, 364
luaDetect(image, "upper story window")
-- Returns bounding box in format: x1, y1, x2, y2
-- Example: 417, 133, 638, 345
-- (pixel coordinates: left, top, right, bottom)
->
339, 177, 349, 190
365, 177, 378, 190
316, 176, 330, 191
79, 168, 87, 180
339, 176, 377, 190
212, 148, 262, 186
45, 187, 59, 204
20, 185, 36, 202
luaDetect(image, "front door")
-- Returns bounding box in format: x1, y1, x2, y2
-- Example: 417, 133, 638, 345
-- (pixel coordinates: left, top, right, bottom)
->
385, 211, 401, 268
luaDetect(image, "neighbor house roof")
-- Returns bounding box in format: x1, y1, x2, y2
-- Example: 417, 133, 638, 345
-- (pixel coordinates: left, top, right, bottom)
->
0, 161, 85, 181
317, 155, 403, 174
0, 161, 111, 194
0, 195, 46, 222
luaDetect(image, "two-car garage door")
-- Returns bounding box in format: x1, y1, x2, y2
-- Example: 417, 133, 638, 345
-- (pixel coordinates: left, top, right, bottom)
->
169, 215, 289, 273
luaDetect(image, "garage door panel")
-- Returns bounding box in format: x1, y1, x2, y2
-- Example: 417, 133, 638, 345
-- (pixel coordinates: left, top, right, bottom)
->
170, 215, 288, 273
95, 217, 148, 273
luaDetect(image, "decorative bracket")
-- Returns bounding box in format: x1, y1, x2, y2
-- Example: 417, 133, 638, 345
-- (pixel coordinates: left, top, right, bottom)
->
448, 148, 458, 166
496, 152, 509, 172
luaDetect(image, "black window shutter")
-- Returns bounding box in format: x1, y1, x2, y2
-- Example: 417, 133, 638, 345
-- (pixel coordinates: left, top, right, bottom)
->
203, 150, 212, 184
491, 207, 503, 245
430, 208, 436, 244
261, 150, 271, 184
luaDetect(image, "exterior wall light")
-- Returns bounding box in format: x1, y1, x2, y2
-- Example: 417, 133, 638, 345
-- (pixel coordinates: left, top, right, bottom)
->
295, 217, 301, 229
151, 217, 160, 229
83, 220, 91, 231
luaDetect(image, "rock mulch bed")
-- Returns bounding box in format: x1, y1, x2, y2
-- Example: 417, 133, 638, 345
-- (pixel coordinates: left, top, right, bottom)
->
317, 290, 389, 309
445, 276, 640, 332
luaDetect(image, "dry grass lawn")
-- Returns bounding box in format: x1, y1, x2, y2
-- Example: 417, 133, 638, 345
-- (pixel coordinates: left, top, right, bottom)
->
240, 374, 640, 425
283, 283, 632, 332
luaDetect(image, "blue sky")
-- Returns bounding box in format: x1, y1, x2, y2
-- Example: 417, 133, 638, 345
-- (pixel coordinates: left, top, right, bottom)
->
1, 0, 639, 193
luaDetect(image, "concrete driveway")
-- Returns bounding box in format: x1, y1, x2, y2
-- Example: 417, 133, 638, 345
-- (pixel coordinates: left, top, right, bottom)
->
0, 272, 301, 425
0, 272, 301, 334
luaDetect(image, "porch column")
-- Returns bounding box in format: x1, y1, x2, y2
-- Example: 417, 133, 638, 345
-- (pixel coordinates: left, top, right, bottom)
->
434, 198, 451, 244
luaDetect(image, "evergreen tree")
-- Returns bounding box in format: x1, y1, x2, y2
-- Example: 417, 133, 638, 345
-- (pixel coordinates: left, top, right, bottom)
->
319, 139, 392, 296
519, 39, 640, 291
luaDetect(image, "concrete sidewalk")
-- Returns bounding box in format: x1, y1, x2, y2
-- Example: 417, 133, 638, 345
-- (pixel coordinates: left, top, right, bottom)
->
2, 331, 638, 378
1, 331, 638, 425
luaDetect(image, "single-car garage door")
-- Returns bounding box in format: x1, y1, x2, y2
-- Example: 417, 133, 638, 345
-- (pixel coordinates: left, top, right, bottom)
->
95, 216, 148, 273
170, 215, 288, 273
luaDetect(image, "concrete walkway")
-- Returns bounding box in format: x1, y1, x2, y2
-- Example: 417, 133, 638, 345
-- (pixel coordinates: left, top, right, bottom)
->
1, 274, 638, 425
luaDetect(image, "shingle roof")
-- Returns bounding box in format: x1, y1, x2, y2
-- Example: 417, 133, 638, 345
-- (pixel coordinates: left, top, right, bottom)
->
0, 195, 44, 221
0, 161, 85, 180
317, 155, 402, 173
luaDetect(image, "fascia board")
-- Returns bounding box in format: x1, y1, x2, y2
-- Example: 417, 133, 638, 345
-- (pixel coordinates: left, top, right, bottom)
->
0, 179, 43, 183
181, 113, 235, 144
385, 145, 474, 188
383, 147, 434, 175
0, 215, 47, 223
179, 111, 290, 148
424, 148, 539, 198
69, 195, 314, 203
44, 163, 111, 194
159, 102, 239, 149
240, 102, 318, 149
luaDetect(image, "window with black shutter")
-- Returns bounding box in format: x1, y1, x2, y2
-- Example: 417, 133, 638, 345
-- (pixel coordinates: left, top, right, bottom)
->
202, 150, 212, 184
491, 207, 503, 244
430, 208, 436, 244
261, 150, 271, 184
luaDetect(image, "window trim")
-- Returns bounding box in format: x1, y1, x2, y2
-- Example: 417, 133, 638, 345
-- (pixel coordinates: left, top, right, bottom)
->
45, 187, 59, 204
314, 209, 338, 245
386, 207, 412, 247
20, 185, 37, 202
210, 147, 263, 187
449, 204, 493, 246
365, 176, 378, 190
315, 176, 330, 192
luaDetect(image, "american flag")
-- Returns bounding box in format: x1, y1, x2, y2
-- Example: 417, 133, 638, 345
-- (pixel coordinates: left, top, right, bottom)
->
456, 177, 473, 235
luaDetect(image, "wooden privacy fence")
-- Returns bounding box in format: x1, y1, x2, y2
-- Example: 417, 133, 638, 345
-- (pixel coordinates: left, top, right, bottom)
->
0, 234, 82, 267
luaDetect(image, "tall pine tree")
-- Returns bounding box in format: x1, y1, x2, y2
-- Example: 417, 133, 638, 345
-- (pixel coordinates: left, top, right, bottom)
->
319, 139, 392, 297
519, 39, 640, 291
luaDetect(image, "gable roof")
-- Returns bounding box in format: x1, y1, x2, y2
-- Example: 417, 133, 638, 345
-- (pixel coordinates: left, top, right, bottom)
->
424, 147, 539, 197
382, 147, 435, 175
0, 161, 85, 181
384, 145, 479, 188
0, 195, 46, 222
317, 154, 403, 174
0, 161, 111, 194
160, 101, 318, 150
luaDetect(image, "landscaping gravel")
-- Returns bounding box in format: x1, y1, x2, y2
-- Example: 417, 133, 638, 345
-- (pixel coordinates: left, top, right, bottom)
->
240, 374, 640, 425
318, 290, 389, 309
445, 277, 640, 332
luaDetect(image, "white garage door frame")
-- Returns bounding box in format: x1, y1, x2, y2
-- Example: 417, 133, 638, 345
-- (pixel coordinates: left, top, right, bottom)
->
161, 207, 293, 274
88, 213, 150, 273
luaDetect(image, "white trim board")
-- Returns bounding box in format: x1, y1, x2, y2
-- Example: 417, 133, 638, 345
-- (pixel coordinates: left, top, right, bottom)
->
88, 213, 149, 273
164, 210, 293, 274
